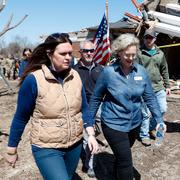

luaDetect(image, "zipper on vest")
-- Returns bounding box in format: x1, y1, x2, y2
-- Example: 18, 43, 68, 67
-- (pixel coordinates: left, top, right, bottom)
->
61, 84, 71, 146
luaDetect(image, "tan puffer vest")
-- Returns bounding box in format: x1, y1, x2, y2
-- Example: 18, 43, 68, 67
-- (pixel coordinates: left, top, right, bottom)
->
30, 65, 83, 148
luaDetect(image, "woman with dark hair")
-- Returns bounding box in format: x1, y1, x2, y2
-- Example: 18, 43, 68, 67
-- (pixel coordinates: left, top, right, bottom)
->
5, 33, 98, 180
18, 48, 32, 77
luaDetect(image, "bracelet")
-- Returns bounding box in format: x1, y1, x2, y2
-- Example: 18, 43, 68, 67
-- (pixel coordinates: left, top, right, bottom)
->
7, 151, 17, 155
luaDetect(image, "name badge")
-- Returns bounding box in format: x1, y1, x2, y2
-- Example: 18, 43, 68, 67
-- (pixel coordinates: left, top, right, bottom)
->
134, 76, 142, 81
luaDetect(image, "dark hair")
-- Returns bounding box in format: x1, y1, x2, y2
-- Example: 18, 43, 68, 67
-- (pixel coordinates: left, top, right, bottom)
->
19, 33, 72, 85
22, 48, 32, 57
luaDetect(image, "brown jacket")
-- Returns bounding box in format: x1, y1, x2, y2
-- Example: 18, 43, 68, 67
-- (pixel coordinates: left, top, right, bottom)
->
30, 65, 83, 148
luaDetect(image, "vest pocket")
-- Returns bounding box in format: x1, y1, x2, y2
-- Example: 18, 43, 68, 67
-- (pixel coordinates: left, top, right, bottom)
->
74, 114, 83, 137
38, 120, 68, 143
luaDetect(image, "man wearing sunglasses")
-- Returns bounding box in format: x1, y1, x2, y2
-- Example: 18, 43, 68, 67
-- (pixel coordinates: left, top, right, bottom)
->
74, 40, 103, 104
137, 29, 171, 146
74, 40, 103, 178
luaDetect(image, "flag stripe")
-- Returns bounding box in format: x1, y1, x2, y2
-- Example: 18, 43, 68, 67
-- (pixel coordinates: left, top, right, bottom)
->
93, 13, 110, 65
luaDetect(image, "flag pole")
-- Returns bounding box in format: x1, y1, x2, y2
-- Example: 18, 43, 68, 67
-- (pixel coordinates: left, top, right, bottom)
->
105, 0, 110, 65
106, 0, 109, 25
93, 0, 111, 65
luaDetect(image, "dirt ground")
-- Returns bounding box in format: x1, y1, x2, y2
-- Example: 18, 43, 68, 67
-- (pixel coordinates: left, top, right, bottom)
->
0, 80, 180, 180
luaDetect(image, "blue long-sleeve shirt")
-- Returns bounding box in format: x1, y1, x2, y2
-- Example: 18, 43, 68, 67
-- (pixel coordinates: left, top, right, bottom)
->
18, 59, 29, 77
8, 73, 92, 147
89, 61, 163, 132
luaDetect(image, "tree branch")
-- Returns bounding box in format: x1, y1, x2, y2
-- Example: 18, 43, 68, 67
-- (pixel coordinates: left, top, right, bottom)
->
0, 14, 28, 37
0, 0, 6, 12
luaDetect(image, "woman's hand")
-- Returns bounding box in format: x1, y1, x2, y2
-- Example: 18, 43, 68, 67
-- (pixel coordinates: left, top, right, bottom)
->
5, 153, 18, 168
88, 135, 99, 154
5, 147, 18, 168
86, 126, 99, 154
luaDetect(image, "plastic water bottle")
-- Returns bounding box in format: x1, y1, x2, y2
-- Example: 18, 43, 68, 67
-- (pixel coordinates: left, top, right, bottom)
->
154, 123, 165, 147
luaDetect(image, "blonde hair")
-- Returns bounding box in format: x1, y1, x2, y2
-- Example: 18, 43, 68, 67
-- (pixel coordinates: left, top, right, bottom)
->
111, 33, 139, 55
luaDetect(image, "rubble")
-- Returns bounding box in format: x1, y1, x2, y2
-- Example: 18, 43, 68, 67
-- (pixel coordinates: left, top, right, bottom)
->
169, 79, 180, 95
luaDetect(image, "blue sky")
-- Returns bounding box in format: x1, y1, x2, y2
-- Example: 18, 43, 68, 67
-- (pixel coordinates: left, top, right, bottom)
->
0, 0, 140, 44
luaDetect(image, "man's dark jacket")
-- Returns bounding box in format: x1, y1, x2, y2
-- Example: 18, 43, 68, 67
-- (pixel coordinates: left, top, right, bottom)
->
74, 61, 103, 103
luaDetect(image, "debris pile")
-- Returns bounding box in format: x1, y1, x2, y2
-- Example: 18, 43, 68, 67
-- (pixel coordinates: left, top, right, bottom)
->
170, 79, 180, 95
125, 1, 180, 38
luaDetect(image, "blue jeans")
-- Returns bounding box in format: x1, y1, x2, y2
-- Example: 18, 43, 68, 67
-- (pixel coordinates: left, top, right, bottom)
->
32, 140, 82, 180
140, 90, 167, 139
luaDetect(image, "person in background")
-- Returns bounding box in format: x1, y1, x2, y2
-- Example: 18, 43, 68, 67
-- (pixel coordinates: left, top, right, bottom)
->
70, 56, 78, 67
18, 48, 32, 78
0, 56, 7, 77
0, 57, 12, 78
74, 40, 103, 178
89, 33, 166, 180
138, 29, 171, 146
5, 33, 98, 180
8, 56, 20, 80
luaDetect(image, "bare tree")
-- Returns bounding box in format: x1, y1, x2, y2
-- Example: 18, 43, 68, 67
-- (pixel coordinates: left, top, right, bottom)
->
13, 36, 33, 50
8, 42, 21, 58
0, 0, 28, 94
0, 39, 8, 57
0, 0, 28, 37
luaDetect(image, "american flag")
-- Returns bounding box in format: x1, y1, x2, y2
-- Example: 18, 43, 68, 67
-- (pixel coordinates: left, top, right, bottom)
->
93, 13, 110, 65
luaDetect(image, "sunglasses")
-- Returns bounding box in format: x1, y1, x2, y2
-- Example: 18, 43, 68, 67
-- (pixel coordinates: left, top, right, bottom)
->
45, 32, 72, 45
81, 49, 94, 53
49, 33, 70, 39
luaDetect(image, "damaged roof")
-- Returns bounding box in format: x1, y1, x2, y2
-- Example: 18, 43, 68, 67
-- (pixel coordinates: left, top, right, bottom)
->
88, 17, 138, 31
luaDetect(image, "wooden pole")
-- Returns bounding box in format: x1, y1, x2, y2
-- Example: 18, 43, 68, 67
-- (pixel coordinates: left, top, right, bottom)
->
106, 0, 109, 24
105, 0, 111, 65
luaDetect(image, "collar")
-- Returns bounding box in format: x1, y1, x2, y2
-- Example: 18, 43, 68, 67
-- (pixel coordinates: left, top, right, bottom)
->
113, 59, 138, 73
141, 44, 160, 55
41, 64, 73, 81
78, 60, 96, 70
